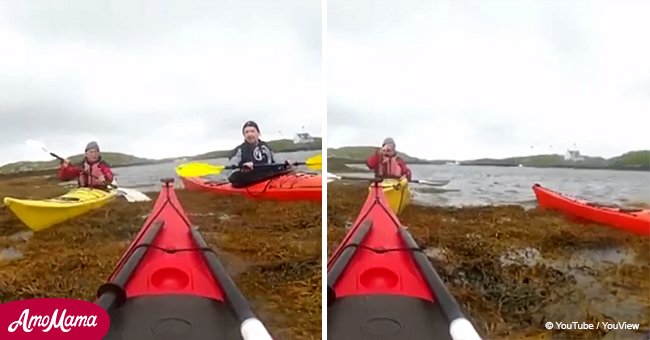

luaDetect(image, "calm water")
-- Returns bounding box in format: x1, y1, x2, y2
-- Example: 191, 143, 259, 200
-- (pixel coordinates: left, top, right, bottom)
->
341, 164, 650, 208
104, 150, 321, 192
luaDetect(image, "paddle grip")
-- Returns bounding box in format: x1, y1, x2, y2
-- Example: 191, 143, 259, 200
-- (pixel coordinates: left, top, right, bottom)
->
50, 152, 65, 162
96, 220, 164, 311
240, 318, 273, 340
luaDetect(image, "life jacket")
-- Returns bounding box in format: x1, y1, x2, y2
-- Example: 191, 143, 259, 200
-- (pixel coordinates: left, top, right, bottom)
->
78, 158, 107, 188
378, 156, 403, 178
236, 140, 274, 166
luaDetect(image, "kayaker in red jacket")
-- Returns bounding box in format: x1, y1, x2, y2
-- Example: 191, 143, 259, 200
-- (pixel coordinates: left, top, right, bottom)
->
366, 137, 412, 181
58, 141, 114, 190
226, 120, 292, 188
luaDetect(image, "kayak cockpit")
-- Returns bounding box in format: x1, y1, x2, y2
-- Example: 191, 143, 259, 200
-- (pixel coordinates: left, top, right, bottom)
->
328, 185, 482, 340
103, 295, 240, 340
328, 294, 453, 340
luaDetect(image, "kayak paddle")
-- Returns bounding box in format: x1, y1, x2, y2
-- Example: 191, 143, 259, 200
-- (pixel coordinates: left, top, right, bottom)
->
26, 139, 63, 161
175, 153, 322, 178
25, 139, 151, 202
410, 179, 450, 186
108, 181, 151, 203
326, 172, 450, 187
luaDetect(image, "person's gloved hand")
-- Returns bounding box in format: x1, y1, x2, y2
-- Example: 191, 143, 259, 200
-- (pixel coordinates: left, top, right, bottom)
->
242, 162, 254, 172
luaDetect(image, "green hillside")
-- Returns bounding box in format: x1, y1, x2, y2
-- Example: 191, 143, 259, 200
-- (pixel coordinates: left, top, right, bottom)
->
190, 138, 322, 160
0, 138, 323, 175
327, 145, 649, 171
464, 154, 607, 167
464, 151, 647, 170
606, 150, 650, 170
327, 157, 367, 172
0, 152, 158, 174
327, 146, 424, 163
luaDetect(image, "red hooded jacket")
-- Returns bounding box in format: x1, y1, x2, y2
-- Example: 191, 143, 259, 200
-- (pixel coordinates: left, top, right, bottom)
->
366, 151, 412, 181
58, 159, 114, 189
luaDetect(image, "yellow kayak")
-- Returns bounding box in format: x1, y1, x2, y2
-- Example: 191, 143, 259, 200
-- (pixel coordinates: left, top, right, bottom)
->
3, 187, 117, 231
369, 177, 412, 215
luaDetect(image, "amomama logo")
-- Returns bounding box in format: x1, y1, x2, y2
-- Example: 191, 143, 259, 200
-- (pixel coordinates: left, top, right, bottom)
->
0, 298, 110, 339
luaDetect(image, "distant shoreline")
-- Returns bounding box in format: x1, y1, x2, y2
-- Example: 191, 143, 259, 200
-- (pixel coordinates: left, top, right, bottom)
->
0, 138, 321, 176
327, 147, 650, 172
333, 159, 649, 172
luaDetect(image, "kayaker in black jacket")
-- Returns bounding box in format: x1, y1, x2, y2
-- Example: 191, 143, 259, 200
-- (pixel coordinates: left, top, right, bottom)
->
226, 121, 292, 188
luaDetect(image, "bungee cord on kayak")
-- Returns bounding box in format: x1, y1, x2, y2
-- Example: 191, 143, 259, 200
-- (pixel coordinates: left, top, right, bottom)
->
328, 178, 482, 340
96, 178, 273, 340
240, 171, 320, 198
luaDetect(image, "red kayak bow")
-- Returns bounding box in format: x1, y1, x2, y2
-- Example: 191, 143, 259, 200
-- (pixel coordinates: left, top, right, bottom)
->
96, 178, 272, 340
327, 178, 481, 340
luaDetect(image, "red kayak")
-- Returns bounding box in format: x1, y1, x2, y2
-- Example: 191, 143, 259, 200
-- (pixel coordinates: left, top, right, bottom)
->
180, 172, 321, 202
532, 183, 650, 236
95, 178, 272, 340
327, 179, 481, 340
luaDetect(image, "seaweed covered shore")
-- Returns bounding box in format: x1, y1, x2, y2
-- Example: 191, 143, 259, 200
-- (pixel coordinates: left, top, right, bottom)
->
0, 174, 322, 340
328, 182, 649, 339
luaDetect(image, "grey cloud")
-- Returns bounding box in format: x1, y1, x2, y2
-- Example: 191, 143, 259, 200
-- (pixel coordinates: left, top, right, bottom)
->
327, 1, 650, 158
0, 0, 321, 165
0, 81, 110, 138
328, 0, 431, 38
1, 1, 319, 47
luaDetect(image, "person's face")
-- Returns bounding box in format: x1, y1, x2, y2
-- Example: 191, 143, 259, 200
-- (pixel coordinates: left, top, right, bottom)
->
382, 144, 396, 154
243, 127, 259, 143
86, 148, 100, 162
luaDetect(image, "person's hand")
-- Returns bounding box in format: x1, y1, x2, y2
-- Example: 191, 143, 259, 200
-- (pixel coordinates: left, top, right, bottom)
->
62, 159, 71, 168
284, 160, 293, 168
383, 146, 397, 158
242, 162, 254, 172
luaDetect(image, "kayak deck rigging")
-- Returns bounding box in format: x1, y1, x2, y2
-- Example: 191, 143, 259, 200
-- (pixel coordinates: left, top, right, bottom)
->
181, 171, 321, 202
327, 178, 481, 340
96, 178, 272, 340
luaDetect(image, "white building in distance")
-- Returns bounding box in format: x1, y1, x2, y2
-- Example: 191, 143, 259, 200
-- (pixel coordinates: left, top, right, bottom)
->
564, 149, 584, 161
294, 133, 314, 144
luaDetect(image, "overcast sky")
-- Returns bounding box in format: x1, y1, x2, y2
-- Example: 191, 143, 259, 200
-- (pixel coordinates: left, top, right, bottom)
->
0, 0, 321, 165
328, 0, 650, 160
